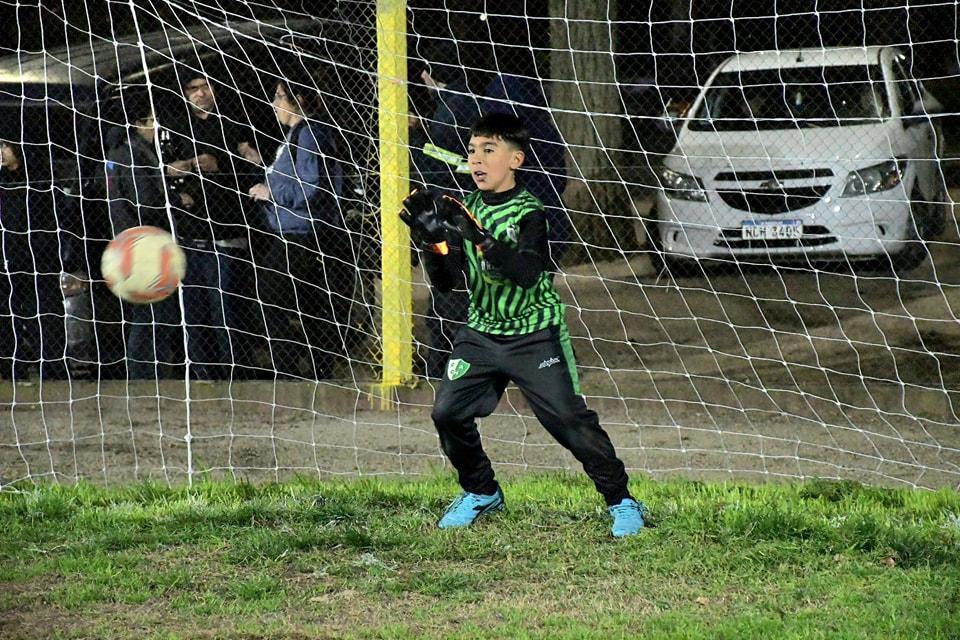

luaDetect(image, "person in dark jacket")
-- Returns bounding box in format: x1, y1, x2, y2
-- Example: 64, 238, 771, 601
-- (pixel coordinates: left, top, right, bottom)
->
106, 100, 191, 379
0, 138, 67, 380
409, 64, 482, 380
480, 74, 570, 260
248, 71, 352, 379
410, 68, 478, 197
156, 68, 265, 379
409, 65, 571, 380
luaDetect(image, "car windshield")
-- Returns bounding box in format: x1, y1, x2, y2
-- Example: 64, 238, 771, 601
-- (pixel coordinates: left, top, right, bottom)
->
688, 64, 890, 131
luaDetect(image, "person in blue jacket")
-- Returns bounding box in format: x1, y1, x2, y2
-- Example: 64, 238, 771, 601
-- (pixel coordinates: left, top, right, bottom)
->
248, 71, 352, 380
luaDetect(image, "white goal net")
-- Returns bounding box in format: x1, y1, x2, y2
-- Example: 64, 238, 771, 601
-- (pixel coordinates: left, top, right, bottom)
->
1, 0, 958, 490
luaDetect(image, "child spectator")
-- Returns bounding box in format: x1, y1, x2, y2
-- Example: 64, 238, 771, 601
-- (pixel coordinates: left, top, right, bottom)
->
105, 98, 190, 379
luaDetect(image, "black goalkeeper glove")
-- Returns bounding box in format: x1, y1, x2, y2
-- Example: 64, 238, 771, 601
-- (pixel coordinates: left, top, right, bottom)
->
438, 195, 492, 247
399, 188, 448, 253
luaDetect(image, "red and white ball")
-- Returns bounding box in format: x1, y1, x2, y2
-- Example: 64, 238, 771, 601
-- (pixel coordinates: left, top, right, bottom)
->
101, 226, 186, 304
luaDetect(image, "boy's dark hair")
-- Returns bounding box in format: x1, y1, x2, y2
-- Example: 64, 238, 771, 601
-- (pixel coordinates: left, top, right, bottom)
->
470, 112, 529, 152
120, 92, 153, 124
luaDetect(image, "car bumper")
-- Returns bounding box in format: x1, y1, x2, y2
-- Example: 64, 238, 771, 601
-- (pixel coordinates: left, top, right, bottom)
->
654, 184, 914, 262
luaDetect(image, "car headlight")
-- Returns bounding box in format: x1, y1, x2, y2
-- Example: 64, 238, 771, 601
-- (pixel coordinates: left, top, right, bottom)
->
841, 160, 906, 198
659, 167, 708, 202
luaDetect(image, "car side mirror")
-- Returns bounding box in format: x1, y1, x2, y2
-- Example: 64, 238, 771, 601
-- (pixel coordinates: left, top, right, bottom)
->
912, 90, 945, 115
904, 97, 939, 128
902, 99, 924, 126
661, 99, 691, 133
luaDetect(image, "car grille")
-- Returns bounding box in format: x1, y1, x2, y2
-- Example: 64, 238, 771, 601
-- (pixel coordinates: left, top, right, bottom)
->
716, 184, 832, 214
713, 225, 837, 249
714, 169, 834, 181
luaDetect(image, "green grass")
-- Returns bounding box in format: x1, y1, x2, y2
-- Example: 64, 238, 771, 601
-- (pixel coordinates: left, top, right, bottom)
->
2, 474, 959, 639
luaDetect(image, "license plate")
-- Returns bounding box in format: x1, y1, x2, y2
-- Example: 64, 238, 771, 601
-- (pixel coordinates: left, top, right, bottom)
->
741, 220, 803, 240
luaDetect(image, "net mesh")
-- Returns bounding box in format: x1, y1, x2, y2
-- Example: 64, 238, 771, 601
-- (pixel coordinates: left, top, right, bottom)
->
1, 0, 958, 489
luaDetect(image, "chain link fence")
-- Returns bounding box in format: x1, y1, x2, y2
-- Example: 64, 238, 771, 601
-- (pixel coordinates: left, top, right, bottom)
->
1, 0, 957, 382
2, 4, 384, 382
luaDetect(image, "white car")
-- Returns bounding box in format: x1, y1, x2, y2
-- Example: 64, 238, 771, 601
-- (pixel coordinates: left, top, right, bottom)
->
649, 46, 948, 274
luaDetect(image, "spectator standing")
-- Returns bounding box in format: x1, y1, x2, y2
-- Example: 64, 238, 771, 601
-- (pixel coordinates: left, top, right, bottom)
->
409, 65, 570, 379
248, 72, 352, 379
158, 68, 264, 379
480, 74, 570, 261
409, 64, 480, 379
410, 66, 477, 196
105, 101, 189, 379
0, 138, 67, 380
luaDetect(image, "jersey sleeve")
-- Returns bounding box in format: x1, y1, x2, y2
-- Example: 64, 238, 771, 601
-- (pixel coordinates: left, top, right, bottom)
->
422, 241, 465, 292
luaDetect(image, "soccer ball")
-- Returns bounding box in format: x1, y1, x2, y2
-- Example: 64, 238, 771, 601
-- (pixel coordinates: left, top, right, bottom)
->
101, 226, 186, 304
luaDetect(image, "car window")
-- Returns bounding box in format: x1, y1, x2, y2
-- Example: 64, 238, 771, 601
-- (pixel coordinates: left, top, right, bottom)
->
689, 64, 890, 131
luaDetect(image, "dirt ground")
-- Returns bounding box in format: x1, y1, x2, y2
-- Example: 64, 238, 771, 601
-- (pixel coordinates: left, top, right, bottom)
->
2, 191, 960, 491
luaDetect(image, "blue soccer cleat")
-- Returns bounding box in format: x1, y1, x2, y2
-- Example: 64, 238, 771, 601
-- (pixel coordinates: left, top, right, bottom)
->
609, 498, 645, 537
438, 487, 505, 529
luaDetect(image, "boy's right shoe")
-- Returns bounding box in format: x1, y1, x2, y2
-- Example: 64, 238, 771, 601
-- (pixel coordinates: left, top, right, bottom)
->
609, 498, 646, 537
438, 487, 505, 529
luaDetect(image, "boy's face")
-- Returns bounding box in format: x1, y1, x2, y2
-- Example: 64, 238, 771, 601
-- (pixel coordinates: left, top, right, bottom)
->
135, 111, 157, 144
467, 134, 524, 192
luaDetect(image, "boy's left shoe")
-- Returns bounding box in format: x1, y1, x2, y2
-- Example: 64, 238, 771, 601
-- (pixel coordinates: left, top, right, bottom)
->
438, 488, 505, 529
609, 498, 645, 537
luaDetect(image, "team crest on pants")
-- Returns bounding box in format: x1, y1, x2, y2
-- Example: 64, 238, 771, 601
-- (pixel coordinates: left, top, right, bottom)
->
447, 358, 471, 380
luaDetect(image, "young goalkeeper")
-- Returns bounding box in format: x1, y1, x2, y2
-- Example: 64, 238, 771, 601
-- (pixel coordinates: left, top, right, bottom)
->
400, 113, 645, 537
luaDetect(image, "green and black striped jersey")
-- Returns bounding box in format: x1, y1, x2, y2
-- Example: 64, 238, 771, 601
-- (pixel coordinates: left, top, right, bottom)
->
461, 188, 565, 336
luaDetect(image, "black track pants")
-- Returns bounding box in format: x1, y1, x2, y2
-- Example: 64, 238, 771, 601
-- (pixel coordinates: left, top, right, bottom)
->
431, 325, 631, 506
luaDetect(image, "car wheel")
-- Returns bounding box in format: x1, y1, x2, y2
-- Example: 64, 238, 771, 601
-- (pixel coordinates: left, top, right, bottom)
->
911, 183, 948, 240
927, 180, 949, 239
889, 244, 927, 275
664, 255, 706, 277
889, 186, 930, 274
642, 206, 704, 278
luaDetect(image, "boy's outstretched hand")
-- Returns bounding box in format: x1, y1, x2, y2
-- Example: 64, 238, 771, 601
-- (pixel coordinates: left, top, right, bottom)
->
438, 195, 491, 246
400, 189, 448, 250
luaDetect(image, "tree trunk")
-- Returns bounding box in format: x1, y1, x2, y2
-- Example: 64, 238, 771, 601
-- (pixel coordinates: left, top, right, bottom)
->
549, 0, 639, 263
